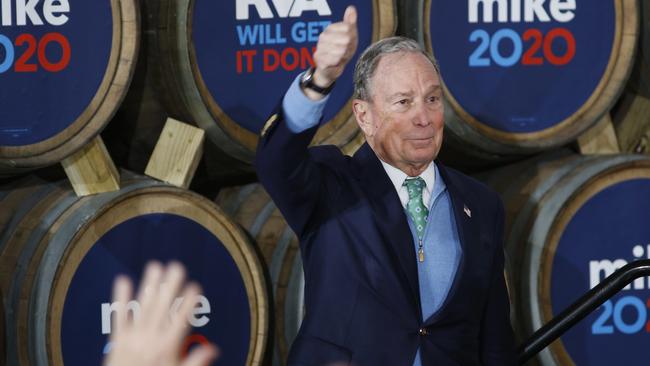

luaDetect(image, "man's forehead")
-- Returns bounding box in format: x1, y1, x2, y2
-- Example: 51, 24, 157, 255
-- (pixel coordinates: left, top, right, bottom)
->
383, 85, 442, 100
375, 51, 437, 72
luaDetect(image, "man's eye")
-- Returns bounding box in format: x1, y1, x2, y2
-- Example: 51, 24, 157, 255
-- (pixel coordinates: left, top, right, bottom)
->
396, 99, 408, 105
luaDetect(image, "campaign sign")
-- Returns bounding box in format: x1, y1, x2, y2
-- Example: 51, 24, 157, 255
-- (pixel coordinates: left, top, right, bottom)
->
191, 0, 374, 133
551, 179, 650, 365
60, 214, 251, 366
0, 0, 113, 146
429, 0, 615, 133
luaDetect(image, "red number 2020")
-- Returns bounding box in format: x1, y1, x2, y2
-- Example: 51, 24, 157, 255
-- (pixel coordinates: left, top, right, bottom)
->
522, 28, 575, 66
14, 32, 71, 73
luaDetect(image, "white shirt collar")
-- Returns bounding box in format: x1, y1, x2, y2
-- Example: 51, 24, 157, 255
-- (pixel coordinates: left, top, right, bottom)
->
379, 159, 436, 208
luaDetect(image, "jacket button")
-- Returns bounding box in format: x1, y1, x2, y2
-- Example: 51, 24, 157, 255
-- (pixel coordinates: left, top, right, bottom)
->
419, 328, 429, 336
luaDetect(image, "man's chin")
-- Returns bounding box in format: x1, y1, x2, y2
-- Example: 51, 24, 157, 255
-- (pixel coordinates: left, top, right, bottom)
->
407, 147, 438, 162
406, 154, 436, 167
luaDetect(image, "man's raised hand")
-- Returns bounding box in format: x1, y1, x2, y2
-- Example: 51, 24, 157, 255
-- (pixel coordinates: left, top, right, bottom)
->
312, 5, 359, 88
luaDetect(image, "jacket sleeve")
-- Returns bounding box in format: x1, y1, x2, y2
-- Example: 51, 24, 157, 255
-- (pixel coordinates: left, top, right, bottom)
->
254, 107, 326, 238
479, 195, 517, 366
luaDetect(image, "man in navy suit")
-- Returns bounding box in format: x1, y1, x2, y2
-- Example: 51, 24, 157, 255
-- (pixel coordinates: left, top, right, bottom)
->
255, 6, 516, 365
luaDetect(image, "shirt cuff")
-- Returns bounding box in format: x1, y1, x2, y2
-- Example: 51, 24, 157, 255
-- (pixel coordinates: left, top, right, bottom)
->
282, 72, 330, 133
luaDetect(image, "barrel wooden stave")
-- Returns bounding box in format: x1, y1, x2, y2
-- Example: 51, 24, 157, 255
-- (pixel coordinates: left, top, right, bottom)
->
483, 153, 650, 365
216, 184, 304, 366
612, 1, 650, 155
0, 173, 269, 366
0, 0, 140, 173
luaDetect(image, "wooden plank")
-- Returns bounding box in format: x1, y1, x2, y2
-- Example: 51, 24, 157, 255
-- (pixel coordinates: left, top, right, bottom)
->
145, 118, 205, 188
61, 136, 120, 196
613, 92, 650, 154
576, 114, 621, 155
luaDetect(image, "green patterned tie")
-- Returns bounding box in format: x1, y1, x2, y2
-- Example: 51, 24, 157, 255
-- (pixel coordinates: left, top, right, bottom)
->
403, 177, 429, 262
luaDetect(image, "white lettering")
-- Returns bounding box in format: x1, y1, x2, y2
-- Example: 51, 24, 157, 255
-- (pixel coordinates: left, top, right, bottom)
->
43, 0, 69, 26
189, 295, 211, 327
236, 0, 331, 20
549, 0, 575, 22
468, 0, 574, 23
101, 300, 140, 335
468, 0, 508, 23
589, 259, 628, 289
16, 0, 42, 26
1, 0, 11, 26
289, 0, 331, 18
510, 0, 521, 22
1, 0, 70, 26
270, 0, 292, 17
236, 0, 273, 20
100, 294, 212, 335
589, 244, 650, 291
524, 0, 550, 22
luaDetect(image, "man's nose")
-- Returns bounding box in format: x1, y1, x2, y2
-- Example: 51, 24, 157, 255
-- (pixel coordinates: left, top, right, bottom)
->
412, 102, 431, 127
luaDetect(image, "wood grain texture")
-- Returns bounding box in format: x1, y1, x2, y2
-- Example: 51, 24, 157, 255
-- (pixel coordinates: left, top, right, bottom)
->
576, 114, 621, 154
145, 118, 205, 188
0, 173, 268, 366
61, 136, 120, 196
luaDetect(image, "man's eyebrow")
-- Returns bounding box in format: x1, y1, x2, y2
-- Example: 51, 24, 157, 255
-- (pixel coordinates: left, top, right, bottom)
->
385, 91, 414, 101
427, 85, 442, 93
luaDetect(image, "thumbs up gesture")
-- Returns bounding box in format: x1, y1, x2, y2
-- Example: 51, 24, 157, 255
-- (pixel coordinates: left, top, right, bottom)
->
311, 5, 359, 88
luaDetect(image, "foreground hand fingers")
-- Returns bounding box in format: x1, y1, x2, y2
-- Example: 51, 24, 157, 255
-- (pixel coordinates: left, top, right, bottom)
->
111, 275, 133, 338
170, 282, 202, 344
136, 261, 164, 324
181, 344, 219, 366
149, 262, 186, 327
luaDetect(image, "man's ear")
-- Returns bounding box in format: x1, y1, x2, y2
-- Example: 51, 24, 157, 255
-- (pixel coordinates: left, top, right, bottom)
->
352, 99, 374, 137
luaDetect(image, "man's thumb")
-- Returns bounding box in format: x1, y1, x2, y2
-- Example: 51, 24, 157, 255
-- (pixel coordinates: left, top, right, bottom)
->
343, 5, 357, 25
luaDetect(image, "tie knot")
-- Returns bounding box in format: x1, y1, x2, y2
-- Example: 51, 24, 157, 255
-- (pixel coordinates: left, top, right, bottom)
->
403, 177, 425, 199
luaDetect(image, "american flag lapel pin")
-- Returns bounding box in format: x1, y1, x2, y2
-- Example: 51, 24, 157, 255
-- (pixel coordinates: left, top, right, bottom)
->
463, 205, 472, 218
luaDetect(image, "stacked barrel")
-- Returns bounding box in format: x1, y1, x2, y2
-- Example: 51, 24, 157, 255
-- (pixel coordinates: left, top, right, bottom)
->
1, 0, 397, 365
399, 0, 638, 168
2, 0, 649, 365
613, 3, 650, 154
216, 184, 305, 366
397, 1, 650, 365
0, 0, 138, 174
0, 173, 268, 366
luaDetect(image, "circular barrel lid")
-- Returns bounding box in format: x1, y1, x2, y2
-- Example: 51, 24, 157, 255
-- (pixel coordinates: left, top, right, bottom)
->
0, 0, 139, 171
408, 0, 637, 155
0, 176, 268, 366
488, 154, 650, 365
153, 0, 395, 162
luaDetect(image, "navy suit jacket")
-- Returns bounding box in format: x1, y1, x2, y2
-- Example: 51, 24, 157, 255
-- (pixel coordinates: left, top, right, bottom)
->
255, 111, 516, 366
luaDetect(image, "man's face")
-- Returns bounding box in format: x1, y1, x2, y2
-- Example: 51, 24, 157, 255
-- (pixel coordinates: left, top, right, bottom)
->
353, 51, 444, 174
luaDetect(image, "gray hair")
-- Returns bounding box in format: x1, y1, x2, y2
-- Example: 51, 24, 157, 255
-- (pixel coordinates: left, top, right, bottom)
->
353, 36, 440, 101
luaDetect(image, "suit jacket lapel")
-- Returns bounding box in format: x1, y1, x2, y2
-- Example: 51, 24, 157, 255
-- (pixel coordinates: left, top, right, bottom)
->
424, 162, 479, 325
352, 144, 421, 317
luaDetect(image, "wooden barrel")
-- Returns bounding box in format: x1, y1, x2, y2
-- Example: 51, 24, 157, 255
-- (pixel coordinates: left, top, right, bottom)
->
102, 0, 257, 193
400, 0, 638, 168
0, 0, 140, 174
0, 173, 268, 366
612, 1, 650, 154
145, 0, 396, 164
482, 152, 650, 365
216, 184, 303, 366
